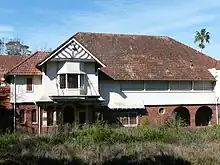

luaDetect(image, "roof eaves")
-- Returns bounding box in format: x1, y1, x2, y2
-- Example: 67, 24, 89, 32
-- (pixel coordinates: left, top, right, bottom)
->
37, 32, 106, 67
6, 51, 39, 75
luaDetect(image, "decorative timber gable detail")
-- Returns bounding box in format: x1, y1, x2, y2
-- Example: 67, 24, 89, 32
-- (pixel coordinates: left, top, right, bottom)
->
38, 38, 105, 67
54, 40, 93, 60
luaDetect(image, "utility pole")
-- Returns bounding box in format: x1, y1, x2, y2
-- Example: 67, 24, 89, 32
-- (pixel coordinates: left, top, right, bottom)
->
13, 75, 16, 133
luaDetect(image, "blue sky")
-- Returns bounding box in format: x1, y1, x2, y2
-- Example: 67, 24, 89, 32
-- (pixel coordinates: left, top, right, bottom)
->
1, 0, 220, 59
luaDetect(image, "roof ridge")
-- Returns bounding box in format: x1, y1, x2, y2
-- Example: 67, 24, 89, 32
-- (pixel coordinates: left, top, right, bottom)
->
76, 31, 168, 38
6, 51, 39, 75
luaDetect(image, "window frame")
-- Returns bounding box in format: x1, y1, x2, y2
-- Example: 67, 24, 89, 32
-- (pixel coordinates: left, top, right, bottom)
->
120, 81, 144, 91
145, 81, 169, 91
19, 109, 26, 124
59, 73, 85, 89
26, 77, 33, 92
119, 112, 138, 127
31, 109, 38, 124
170, 81, 192, 91
193, 81, 214, 91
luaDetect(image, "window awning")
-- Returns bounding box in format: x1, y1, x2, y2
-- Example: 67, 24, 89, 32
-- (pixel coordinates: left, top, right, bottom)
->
107, 99, 145, 109
57, 62, 85, 74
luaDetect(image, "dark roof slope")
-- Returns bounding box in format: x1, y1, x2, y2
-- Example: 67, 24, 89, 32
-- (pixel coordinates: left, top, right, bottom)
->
7, 51, 50, 75
74, 32, 216, 80
5, 32, 217, 80
0, 55, 27, 79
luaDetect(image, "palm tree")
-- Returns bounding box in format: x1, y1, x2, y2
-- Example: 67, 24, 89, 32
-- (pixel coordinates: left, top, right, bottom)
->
194, 28, 210, 52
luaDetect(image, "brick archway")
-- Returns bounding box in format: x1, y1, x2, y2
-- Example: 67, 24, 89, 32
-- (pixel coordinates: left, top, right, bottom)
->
195, 106, 212, 126
173, 107, 190, 126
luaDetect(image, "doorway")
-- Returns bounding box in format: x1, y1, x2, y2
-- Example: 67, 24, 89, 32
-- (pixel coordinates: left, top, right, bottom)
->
63, 106, 75, 124
78, 111, 86, 124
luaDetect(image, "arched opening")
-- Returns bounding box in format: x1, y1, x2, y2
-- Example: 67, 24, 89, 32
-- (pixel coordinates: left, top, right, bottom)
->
63, 106, 75, 124
195, 106, 212, 126
173, 107, 190, 126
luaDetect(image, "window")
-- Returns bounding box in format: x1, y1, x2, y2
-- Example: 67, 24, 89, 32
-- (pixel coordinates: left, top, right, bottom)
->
158, 108, 165, 115
119, 112, 138, 126
19, 109, 25, 124
32, 109, 37, 123
60, 74, 66, 89
145, 81, 169, 90
170, 81, 192, 90
26, 77, 33, 91
121, 81, 144, 91
47, 110, 54, 126
80, 74, 84, 88
59, 74, 85, 89
67, 74, 78, 88
194, 81, 214, 91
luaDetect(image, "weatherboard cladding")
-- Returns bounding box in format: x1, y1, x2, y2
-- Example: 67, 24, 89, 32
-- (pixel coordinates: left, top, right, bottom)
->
5, 32, 217, 80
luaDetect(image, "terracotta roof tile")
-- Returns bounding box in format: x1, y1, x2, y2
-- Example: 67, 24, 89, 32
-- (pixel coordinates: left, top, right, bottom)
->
0, 55, 27, 80
74, 32, 217, 80
215, 61, 220, 69
6, 32, 217, 81
7, 51, 50, 75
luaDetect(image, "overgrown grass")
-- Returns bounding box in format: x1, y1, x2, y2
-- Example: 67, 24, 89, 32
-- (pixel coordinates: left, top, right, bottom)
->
1, 121, 220, 164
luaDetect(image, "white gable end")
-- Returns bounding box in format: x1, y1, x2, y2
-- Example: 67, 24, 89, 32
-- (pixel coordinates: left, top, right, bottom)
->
54, 40, 93, 60
38, 37, 105, 67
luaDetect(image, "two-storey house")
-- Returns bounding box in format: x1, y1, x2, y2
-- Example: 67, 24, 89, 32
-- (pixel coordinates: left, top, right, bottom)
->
0, 55, 27, 130
3, 32, 220, 134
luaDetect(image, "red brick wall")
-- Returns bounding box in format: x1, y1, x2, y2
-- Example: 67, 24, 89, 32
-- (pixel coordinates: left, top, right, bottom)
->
16, 104, 58, 134
144, 105, 217, 127
0, 85, 12, 110
16, 104, 39, 133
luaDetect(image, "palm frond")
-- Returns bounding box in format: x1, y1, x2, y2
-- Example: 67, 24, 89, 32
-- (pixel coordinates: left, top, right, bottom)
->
201, 28, 206, 35
199, 43, 205, 49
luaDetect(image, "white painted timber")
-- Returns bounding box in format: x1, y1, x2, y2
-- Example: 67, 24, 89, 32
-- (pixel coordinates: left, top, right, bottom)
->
209, 68, 220, 102
100, 80, 216, 109
39, 61, 99, 101
54, 41, 92, 60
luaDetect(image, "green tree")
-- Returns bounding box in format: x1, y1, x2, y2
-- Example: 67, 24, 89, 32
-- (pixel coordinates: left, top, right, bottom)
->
194, 28, 210, 52
5, 40, 31, 55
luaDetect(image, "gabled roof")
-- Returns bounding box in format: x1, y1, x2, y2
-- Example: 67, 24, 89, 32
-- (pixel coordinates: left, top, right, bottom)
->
5, 32, 218, 80
0, 55, 27, 80
7, 51, 50, 75
38, 37, 105, 67
74, 32, 217, 80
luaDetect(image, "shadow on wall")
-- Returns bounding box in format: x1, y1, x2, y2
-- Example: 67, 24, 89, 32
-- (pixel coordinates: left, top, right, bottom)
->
1, 154, 191, 165
99, 71, 128, 106
0, 107, 13, 132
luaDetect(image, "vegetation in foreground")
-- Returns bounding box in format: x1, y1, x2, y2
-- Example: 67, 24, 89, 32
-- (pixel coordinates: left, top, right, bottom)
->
1, 121, 220, 165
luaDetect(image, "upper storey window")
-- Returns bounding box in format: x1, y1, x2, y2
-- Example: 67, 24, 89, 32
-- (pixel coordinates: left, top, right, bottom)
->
26, 77, 33, 92
194, 81, 214, 91
59, 74, 85, 89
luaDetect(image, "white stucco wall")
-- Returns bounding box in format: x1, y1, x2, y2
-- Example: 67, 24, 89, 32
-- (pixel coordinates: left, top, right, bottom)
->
209, 68, 220, 102
10, 76, 42, 103
39, 61, 99, 101
100, 80, 217, 109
